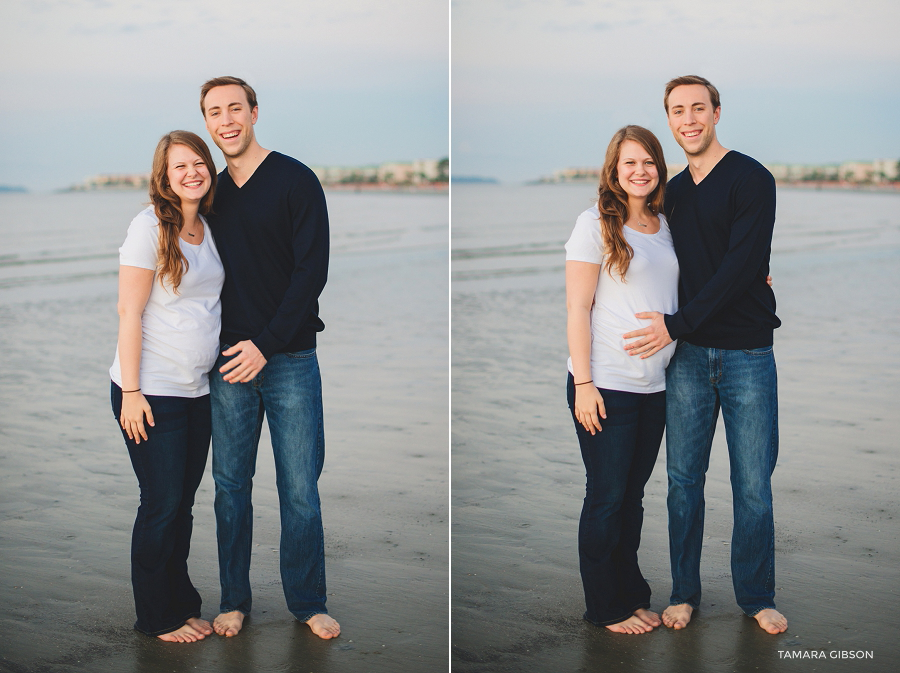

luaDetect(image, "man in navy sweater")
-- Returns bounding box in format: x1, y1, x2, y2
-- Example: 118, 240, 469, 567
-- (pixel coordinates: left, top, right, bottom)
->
199, 76, 340, 640
623, 75, 787, 634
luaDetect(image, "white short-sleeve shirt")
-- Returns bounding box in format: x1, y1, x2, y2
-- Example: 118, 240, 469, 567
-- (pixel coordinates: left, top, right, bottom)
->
565, 206, 680, 393
110, 207, 225, 397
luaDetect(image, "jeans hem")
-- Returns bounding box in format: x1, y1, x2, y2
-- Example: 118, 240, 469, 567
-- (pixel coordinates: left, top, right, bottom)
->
219, 606, 250, 617
668, 600, 699, 610
583, 602, 651, 627
743, 605, 776, 618
295, 610, 329, 623
135, 611, 202, 637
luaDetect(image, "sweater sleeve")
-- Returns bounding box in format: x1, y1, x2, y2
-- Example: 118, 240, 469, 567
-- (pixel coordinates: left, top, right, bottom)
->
663, 167, 776, 340
252, 170, 330, 359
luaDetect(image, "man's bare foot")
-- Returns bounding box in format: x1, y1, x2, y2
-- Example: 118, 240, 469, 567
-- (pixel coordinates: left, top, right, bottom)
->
157, 622, 206, 643
306, 613, 341, 639
662, 603, 694, 629
186, 617, 213, 636
605, 615, 654, 634
754, 608, 788, 634
633, 608, 661, 627
213, 611, 245, 637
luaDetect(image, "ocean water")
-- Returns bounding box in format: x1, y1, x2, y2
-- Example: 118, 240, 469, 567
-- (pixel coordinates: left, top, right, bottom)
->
0, 188, 450, 672
451, 183, 900, 290
450, 183, 900, 671
0, 189, 448, 304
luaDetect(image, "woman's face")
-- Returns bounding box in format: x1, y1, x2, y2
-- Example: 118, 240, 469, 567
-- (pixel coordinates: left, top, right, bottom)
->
616, 139, 659, 202
166, 144, 211, 205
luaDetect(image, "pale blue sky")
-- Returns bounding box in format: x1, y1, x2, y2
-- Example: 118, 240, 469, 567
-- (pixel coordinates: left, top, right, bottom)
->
1, 0, 448, 191
452, 0, 900, 182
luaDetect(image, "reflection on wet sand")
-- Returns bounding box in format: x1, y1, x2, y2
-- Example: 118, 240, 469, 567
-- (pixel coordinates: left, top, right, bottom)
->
451, 184, 900, 672
0, 190, 449, 673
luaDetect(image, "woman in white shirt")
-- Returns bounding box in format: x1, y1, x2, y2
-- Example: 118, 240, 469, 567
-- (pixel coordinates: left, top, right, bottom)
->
565, 125, 678, 634
109, 131, 224, 642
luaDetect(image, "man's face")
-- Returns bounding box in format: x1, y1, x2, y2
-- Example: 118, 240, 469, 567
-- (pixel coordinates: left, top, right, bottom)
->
666, 84, 720, 157
203, 84, 257, 158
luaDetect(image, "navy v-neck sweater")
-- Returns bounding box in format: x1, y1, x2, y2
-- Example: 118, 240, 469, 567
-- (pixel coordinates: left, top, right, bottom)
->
663, 151, 780, 349
209, 151, 329, 359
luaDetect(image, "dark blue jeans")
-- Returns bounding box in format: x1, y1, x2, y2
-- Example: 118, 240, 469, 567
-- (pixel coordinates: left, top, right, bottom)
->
665, 341, 779, 616
210, 346, 327, 621
567, 374, 666, 626
111, 382, 210, 636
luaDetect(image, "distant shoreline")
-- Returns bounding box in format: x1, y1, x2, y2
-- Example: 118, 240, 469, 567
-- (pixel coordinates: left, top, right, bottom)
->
774, 181, 900, 193
513, 179, 900, 194
324, 182, 448, 193
50, 183, 449, 195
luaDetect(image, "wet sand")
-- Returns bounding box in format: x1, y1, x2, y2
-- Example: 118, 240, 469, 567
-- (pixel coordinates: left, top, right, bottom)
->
0, 191, 448, 672
451, 187, 900, 672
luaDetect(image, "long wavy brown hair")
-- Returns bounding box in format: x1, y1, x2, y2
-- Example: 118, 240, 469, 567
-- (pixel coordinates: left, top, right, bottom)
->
597, 125, 667, 280
148, 131, 217, 292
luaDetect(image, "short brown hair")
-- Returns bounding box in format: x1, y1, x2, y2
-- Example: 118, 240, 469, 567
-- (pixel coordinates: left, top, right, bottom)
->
664, 75, 720, 112
200, 76, 258, 115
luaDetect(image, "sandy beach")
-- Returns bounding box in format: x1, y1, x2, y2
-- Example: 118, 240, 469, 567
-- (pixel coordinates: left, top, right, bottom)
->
0, 190, 448, 672
451, 184, 900, 672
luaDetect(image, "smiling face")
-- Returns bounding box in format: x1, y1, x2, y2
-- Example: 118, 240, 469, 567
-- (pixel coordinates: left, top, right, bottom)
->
616, 139, 659, 203
203, 84, 258, 158
166, 144, 211, 206
666, 83, 720, 157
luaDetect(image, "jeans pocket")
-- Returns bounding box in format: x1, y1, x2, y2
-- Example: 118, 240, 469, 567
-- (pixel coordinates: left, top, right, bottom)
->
285, 347, 316, 359
741, 346, 773, 356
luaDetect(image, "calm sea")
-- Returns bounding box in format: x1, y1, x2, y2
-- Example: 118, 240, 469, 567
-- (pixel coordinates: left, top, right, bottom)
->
0, 188, 451, 671
0, 189, 449, 306
450, 183, 900, 673
451, 183, 900, 292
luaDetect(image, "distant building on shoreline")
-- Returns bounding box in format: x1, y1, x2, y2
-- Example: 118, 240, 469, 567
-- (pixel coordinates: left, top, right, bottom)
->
766, 159, 900, 184
535, 164, 688, 184
310, 158, 448, 188
65, 158, 449, 192
67, 174, 150, 191
537, 159, 900, 187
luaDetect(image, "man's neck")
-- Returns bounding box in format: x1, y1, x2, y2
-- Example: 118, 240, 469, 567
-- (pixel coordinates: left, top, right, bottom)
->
685, 139, 729, 184
225, 142, 271, 188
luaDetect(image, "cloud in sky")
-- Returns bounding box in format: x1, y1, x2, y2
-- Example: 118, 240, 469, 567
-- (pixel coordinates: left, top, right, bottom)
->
452, 0, 900, 182
1, 0, 448, 190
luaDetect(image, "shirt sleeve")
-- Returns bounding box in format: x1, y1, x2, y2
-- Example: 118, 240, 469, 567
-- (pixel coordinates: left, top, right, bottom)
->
565, 209, 604, 265
664, 167, 776, 339
252, 169, 330, 359
118, 211, 159, 270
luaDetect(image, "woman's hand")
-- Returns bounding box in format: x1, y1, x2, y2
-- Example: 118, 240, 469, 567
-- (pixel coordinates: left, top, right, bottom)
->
120, 392, 155, 444
574, 384, 606, 435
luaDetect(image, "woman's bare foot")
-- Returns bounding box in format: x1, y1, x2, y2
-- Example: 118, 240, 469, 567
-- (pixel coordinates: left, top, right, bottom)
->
186, 617, 213, 636
633, 608, 661, 627
605, 615, 654, 634
213, 610, 245, 637
662, 603, 694, 629
306, 613, 341, 639
753, 608, 788, 634
157, 623, 206, 643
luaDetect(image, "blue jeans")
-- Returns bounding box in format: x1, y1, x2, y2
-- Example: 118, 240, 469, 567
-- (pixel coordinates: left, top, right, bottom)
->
210, 346, 327, 621
110, 382, 210, 636
665, 341, 779, 616
567, 374, 666, 626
